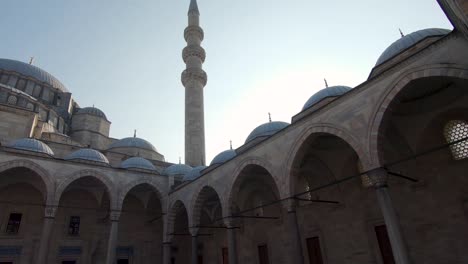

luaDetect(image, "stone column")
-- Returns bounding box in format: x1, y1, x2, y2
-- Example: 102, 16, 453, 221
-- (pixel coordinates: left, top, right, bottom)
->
162, 242, 172, 264
37, 205, 58, 264
365, 168, 411, 264
191, 235, 199, 264
287, 210, 305, 264
105, 210, 121, 264
227, 226, 238, 264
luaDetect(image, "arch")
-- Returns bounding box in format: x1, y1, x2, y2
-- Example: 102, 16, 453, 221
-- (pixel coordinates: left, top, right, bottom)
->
368, 64, 468, 166
117, 179, 164, 211
223, 157, 281, 218
191, 185, 223, 228
285, 124, 370, 198
0, 159, 54, 203
54, 169, 116, 209
165, 199, 189, 240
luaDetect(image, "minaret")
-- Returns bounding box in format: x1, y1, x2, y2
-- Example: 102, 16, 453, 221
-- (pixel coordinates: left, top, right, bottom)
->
182, 0, 207, 166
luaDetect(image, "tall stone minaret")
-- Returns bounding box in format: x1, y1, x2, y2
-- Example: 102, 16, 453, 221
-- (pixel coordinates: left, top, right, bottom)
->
182, 0, 207, 166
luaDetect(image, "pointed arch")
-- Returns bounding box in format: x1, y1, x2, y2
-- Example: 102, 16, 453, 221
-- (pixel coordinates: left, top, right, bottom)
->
117, 179, 165, 211
0, 159, 54, 203
191, 185, 223, 228
368, 64, 468, 166
54, 169, 116, 208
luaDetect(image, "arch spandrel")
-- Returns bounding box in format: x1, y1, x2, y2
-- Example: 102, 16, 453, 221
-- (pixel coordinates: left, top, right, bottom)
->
285, 124, 371, 198
0, 159, 54, 203
368, 64, 468, 166
54, 169, 116, 209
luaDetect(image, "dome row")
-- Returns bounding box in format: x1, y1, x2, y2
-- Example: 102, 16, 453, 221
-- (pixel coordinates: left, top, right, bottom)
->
7, 138, 158, 172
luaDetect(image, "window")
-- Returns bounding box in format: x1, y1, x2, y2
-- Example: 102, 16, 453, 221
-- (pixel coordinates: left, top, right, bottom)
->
375, 225, 395, 264
16, 79, 26, 91
444, 120, 468, 160
257, 244, 270, 264
306, 237, 324, 264
68, 216, 80, 236
222, 247, 229, 264
5, 213, 22, 234
0, 74, 9, 84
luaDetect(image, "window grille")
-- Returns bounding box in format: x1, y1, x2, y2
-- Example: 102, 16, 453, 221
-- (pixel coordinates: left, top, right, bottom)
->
444, 120, 468, 160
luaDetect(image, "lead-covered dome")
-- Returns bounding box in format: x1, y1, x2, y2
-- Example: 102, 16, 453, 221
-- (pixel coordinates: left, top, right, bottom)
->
65, 148, 109, 164
108, 137, 157, 152
303, 86, 352, 110
8, 138, 54, 156
164, 163, 192, 176
183, 166, 207, 181
76, 107, 107, 119
375, 28, 451, 66
121, 157, 157, 171
0, 58, 68, 92
245, 121, 290, 143
210, 149, 237, 166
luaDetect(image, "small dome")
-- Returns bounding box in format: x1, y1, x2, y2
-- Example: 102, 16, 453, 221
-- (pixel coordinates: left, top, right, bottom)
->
376, 28, 451, 66
65, 148, 109, 164
8, 138, 54, 156
183, 166, 207, 181
121, 157, 157, 171
164, 163, 192, 176
245, 121, 290, 143
210, 149, 237, 166
76, 107, 107, 119
108, 137, 157, 152
0, 58, 68, 92
303, 86, 352, 110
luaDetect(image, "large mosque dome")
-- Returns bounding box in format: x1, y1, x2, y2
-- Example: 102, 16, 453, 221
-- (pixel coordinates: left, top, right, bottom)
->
121, 157, 158, 172
375, 28, 451, 66
303, 86, 352, 111
246, 121, 290, 144
76, 107, 108, 120
109, 137, 157, 152
164, 163, 192, 176
0, 58, 68, 92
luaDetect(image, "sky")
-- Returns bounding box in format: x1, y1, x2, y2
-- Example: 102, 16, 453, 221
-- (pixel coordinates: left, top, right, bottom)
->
1, 0, 452, 164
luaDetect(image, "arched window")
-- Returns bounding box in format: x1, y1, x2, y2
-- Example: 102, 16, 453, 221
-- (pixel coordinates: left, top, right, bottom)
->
444, 120, 468, 160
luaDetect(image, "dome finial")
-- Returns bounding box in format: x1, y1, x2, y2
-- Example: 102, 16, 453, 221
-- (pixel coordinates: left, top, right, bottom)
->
29, 56, 34, 65
324, 78, 329, 88
230, 140, 233, 150
399, 28, 405, 38
133, 129, 137, 138
179, 157, 181, 164
268, 112, 272, 122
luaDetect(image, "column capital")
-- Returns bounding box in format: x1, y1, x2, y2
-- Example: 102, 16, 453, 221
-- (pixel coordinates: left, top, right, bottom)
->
109, 210, 121, 222
362, 168, 388, 188
190, 227, 199, 237
44, 205, 58, 218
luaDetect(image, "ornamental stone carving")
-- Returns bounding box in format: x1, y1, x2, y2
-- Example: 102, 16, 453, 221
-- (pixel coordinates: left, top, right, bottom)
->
184, 26, 204, 42
109, 210, 121, 222
182, 68, 207, 87
44, 205, 58, 218
362, 168, 388, 188
182, 45, 206, 63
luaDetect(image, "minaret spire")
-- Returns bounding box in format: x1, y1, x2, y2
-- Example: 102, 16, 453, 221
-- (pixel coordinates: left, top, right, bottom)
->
182, 0, 207, 167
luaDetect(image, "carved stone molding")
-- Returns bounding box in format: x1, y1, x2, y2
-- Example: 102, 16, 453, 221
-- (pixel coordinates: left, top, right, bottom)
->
109, 210, 121, 222
184, 26, 204, 42
182, 68, 207, 87
182, 45, 206, 63
362, 168, 388, 188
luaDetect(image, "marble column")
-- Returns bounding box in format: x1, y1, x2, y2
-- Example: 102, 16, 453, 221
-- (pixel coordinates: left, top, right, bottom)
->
227, 227, 238, 264
366, 168, 411, 264
37, 205, 57, 264
105, 210, 121, 264
287, 210, 304, 264
162, 242, 172, 264
191, 235, 199, 264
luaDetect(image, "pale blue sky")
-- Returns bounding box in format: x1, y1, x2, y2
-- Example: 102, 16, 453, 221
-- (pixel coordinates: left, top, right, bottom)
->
1, 0, 452, 164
